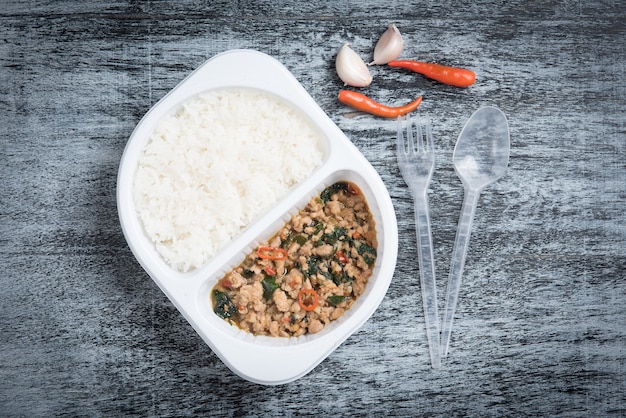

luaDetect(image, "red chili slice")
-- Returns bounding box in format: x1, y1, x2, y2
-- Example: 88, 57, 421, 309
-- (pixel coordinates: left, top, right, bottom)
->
298, 289, 319, 311
336, 251, 349, 264
256, 246, 288, 260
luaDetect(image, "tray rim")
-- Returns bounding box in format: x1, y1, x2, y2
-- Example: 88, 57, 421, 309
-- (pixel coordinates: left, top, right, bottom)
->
117, 49, 398, 385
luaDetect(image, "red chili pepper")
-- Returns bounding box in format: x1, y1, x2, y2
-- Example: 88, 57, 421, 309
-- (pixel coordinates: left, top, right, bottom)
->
263, 266, 276, 276
388, 60, 476, 88
336, 251, 349, 264
338, 90, 422, 118
256, 246, 288, 260
298, 289, 319, 311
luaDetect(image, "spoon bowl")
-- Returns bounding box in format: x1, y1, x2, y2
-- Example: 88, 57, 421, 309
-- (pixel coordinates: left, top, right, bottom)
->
453, 106, 510, 190
441, 106, 510, 358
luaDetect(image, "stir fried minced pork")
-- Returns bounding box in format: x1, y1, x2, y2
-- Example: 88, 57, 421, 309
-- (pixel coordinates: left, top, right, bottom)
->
211, 181, 377, 337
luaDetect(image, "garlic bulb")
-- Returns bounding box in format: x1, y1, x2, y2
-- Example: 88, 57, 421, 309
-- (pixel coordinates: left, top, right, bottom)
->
370, 24, 403, 65
335, 43, 372, 87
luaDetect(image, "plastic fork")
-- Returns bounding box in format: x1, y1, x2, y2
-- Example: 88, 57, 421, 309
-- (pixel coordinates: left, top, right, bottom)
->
396, 116, 441, 369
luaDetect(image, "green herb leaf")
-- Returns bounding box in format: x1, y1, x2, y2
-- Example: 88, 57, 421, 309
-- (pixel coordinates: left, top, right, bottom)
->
213, 290, 237, 319
328, 295, 349, 306
307, 255, 322, 276
312, 220, 324, 236
320, 182, 349, 203
332, 270, 351, 285
357, 243, 377, 266
261, 276, 279, 300
281, 232, 308, 249
293, 234, 307, 245
321, 226, 348, 246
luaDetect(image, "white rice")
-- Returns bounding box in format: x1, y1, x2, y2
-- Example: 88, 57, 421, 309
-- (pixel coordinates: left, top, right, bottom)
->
133, 88, 325, 272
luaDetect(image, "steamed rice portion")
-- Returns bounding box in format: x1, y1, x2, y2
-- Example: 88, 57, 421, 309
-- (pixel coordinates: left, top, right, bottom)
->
133, 88, 325, 272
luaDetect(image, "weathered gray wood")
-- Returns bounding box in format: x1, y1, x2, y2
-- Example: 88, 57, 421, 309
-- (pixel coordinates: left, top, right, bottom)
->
1, 1, 624, 416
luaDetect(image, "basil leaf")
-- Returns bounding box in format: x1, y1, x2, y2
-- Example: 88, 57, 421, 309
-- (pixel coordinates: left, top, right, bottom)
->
332, 270, 351, 286
312, 220, 324, 236
307, 255, 322, 276
320, 182, 349, 203
328, 295, 348, 307
356, 243, 376, 266
213, 290, 237, 319
261, 275, 278, 300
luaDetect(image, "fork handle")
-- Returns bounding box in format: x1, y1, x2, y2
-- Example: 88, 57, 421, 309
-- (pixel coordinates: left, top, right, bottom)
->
413, 190, 441, 369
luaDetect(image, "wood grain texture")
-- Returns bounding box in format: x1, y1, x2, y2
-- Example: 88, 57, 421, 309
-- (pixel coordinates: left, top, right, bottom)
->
1, 1, 625, 416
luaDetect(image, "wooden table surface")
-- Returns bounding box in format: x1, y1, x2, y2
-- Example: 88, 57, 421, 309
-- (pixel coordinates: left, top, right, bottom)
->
2, 1, 625, 416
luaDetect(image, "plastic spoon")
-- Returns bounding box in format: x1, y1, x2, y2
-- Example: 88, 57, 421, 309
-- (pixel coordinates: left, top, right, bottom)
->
440, 106, 510, 357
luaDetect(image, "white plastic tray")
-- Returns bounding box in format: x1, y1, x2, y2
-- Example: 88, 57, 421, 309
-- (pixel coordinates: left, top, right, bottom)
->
117, 49, 398, 385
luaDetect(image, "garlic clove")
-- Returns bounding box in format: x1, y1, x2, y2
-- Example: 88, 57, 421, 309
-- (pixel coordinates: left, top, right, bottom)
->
370, 24, 404, 65
335, 43, 373, 87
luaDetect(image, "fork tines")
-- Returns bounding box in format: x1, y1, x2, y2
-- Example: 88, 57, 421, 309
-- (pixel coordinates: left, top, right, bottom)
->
398, 115, 432, 154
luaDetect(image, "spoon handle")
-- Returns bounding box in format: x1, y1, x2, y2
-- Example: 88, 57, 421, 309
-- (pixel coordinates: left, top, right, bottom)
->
413, 191, 441, 369
441, 186, 480, 357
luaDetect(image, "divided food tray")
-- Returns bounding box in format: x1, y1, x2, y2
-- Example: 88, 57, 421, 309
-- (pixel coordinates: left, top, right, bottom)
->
117, 49, 398, 385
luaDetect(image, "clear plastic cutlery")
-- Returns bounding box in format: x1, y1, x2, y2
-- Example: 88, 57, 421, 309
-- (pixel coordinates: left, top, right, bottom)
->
396, 115, 441, 369
441, 106, 510, 357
